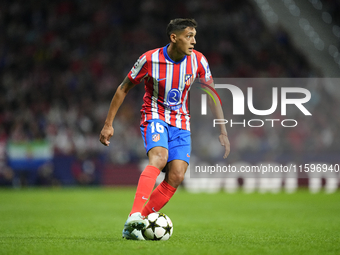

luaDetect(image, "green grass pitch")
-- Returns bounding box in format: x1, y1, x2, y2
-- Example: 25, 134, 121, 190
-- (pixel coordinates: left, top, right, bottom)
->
0, 187, 339, 255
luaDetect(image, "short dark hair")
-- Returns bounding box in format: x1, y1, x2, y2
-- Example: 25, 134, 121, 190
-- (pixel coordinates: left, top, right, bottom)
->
166, 18, 197, 40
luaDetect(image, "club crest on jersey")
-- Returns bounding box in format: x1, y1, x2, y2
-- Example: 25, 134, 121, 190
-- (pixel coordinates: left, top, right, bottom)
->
185, 74, 193, 86
152, 134, 160, 142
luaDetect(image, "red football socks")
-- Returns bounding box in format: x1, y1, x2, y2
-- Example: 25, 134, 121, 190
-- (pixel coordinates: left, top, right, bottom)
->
141, 180, 177, 217
130, 165, 160, 215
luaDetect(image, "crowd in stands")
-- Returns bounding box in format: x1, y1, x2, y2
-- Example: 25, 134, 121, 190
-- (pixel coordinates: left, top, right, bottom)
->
321, 0, 340, 26
0, 0, 338, 177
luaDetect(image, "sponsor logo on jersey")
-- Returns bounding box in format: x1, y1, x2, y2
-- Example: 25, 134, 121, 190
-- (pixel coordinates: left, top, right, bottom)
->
168, 104, 182, 110
167, 88, 181, 105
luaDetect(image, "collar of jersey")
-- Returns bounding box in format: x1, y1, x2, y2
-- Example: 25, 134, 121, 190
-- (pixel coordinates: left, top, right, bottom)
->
163, 44, 187, 64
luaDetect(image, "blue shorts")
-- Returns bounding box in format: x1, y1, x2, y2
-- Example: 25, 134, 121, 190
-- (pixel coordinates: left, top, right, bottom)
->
140, 119, 191, 164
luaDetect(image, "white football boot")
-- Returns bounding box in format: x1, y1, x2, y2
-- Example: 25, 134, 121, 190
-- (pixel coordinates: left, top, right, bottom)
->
122, 212, 148, 240
122, 228, 145, 240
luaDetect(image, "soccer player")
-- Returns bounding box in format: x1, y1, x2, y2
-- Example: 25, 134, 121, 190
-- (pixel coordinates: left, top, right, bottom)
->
99, 18, 230, 240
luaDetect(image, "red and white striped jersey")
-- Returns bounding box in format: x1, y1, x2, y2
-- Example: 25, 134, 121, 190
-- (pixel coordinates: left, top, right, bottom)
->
128, 44, 213, 131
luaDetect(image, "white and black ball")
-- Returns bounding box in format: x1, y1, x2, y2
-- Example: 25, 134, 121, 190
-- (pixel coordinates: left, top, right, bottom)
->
142, 212, 173, 241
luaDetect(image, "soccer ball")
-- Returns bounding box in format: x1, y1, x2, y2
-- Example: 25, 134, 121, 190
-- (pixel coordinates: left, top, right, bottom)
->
142, 212, 173, 241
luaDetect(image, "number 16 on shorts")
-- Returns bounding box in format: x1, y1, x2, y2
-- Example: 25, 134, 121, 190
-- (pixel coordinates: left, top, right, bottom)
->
150, 121, 164, 134
140, 120, 169, 152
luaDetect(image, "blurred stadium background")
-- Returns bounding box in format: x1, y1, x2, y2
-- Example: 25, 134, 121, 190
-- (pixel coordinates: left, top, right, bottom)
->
1, 0, 340, 192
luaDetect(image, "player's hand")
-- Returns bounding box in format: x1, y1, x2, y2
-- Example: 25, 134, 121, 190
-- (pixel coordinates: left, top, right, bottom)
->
219, 134, 230, 159
99, 124, 114, 146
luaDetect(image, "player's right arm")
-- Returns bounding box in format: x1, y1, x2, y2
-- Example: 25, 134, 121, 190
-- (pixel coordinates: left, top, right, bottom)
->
99, 76, 136, 146
100, 53, 148, 146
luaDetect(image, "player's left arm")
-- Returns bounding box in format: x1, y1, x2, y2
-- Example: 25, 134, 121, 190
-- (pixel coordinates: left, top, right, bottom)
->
205, 81, 230, 159
198, 53, 230, 158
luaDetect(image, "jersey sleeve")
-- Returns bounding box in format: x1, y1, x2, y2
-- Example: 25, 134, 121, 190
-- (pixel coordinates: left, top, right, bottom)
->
128, 54, 148, 84
197, 54, 213, 85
